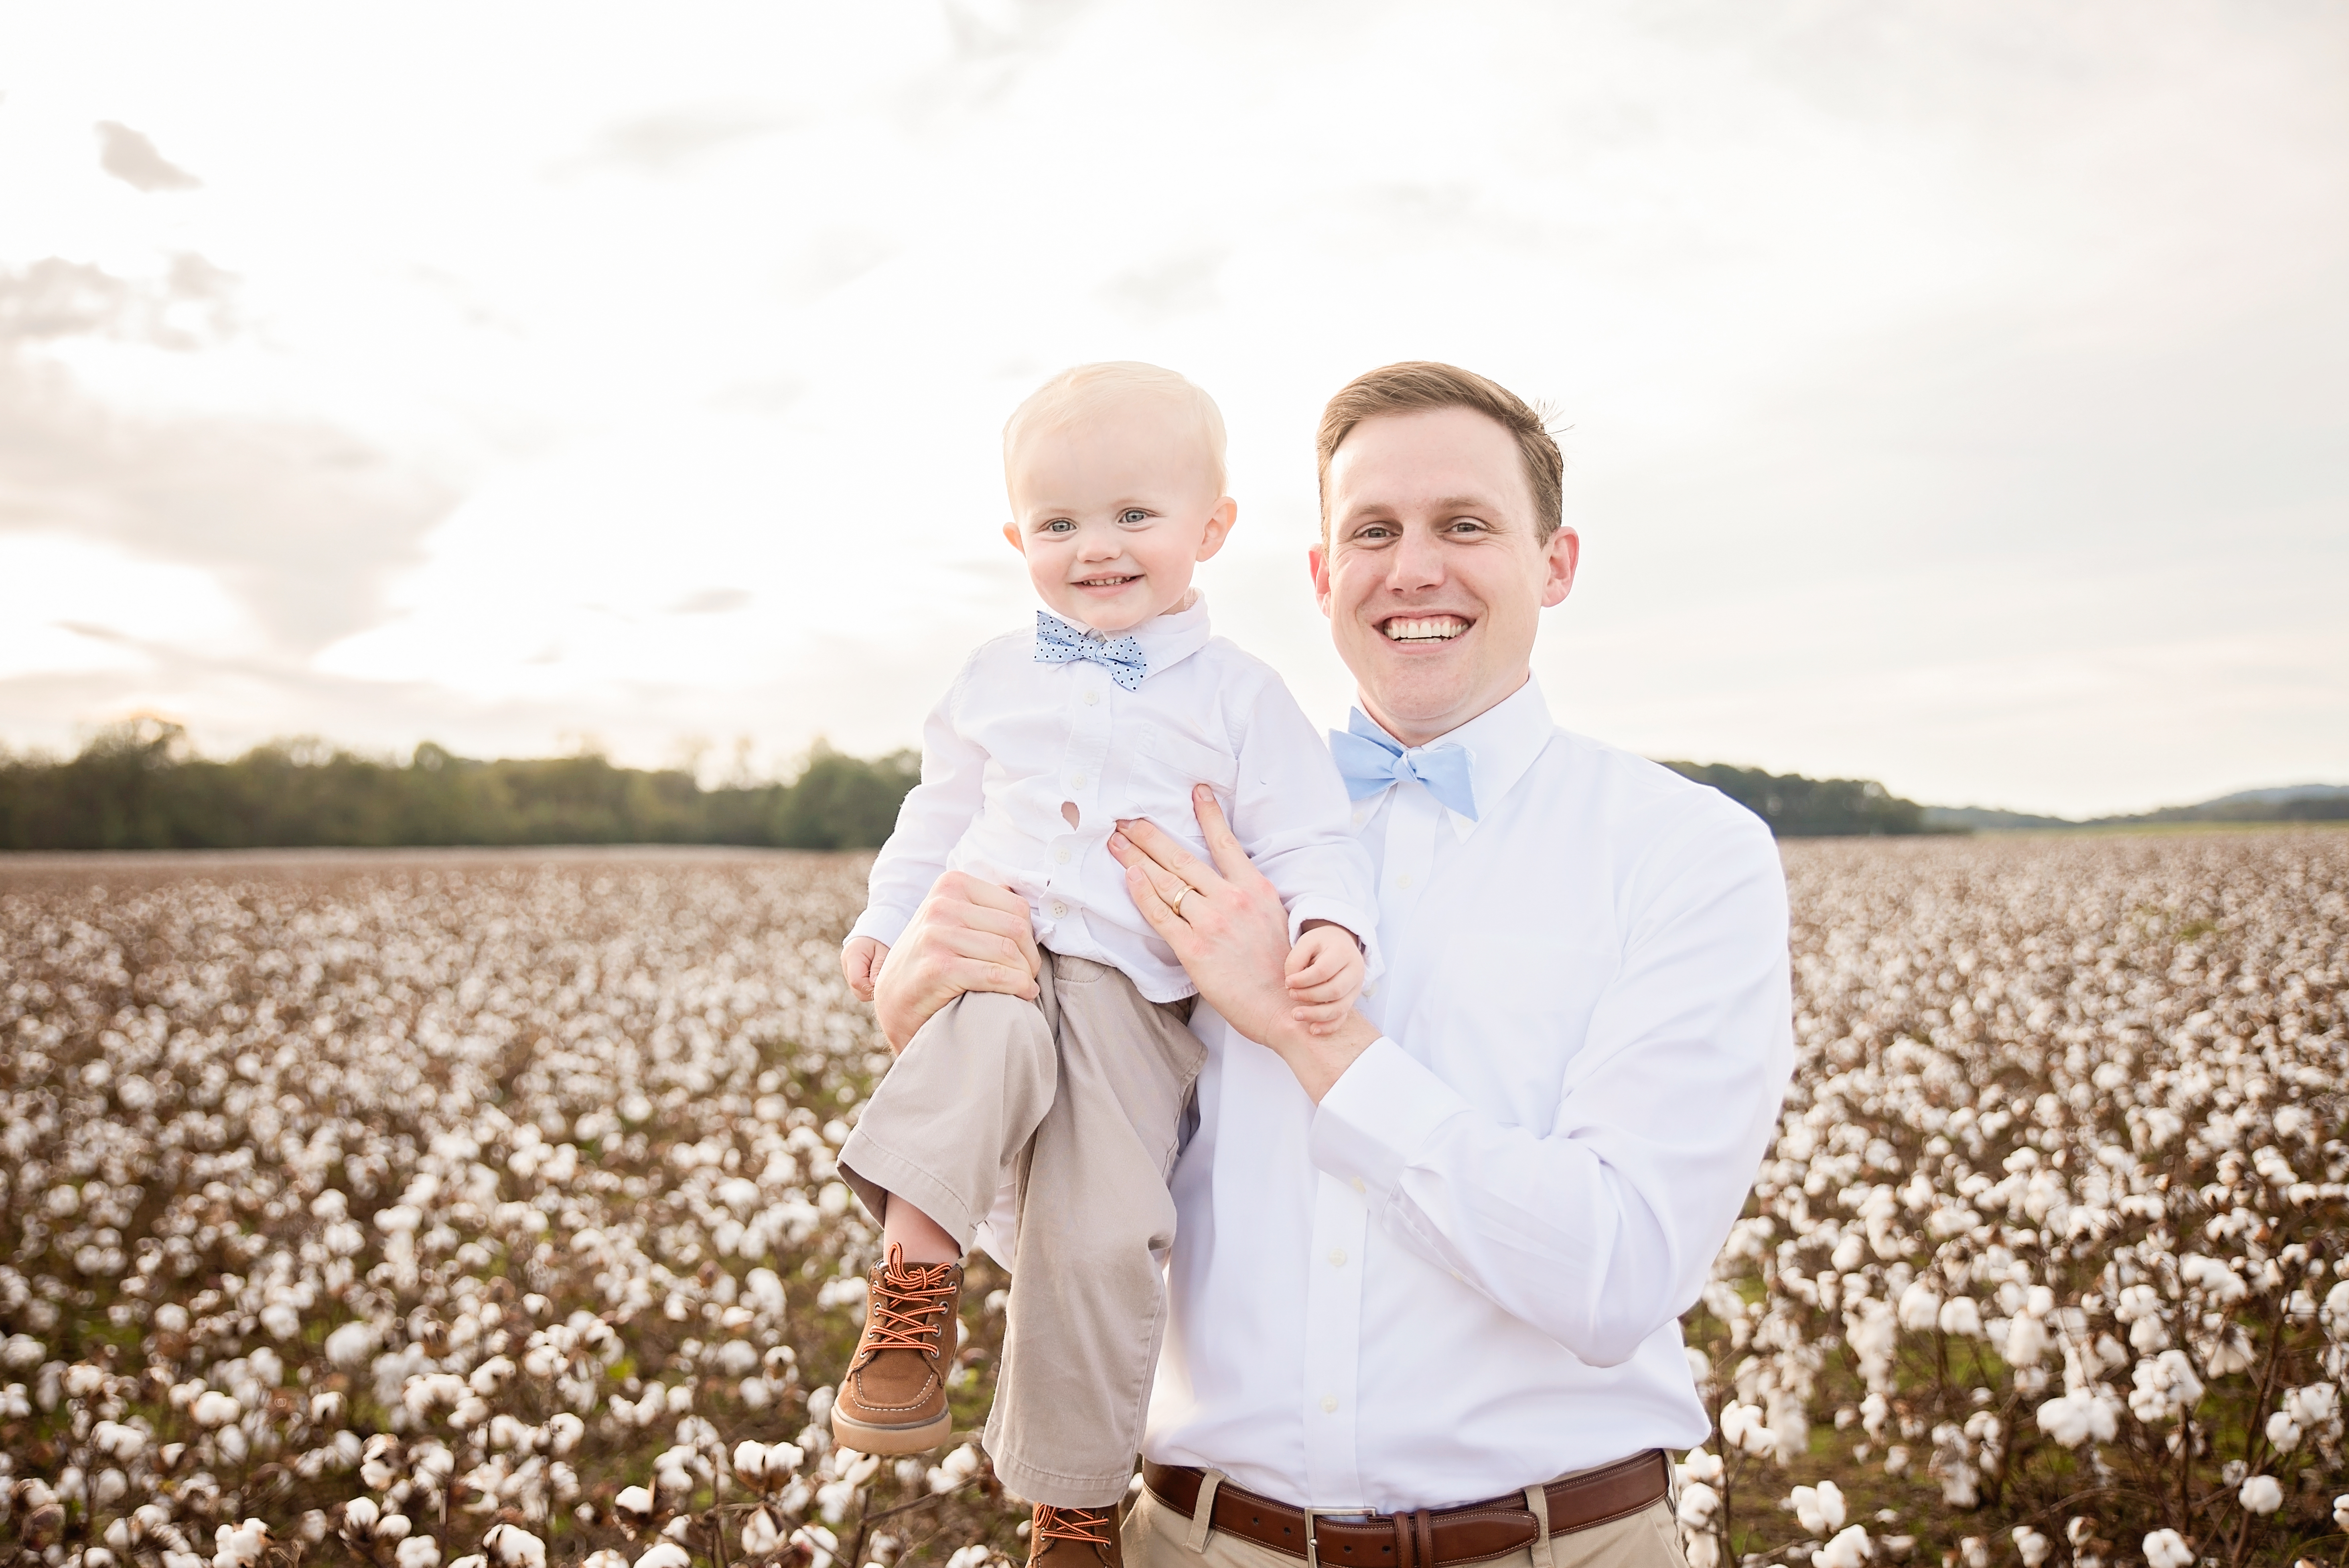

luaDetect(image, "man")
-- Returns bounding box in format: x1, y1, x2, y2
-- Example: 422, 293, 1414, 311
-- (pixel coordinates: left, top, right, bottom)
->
872, 363, 1793, 1568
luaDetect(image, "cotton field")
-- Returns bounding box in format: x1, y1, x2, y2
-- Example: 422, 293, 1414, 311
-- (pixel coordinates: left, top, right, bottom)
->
1, 832, 2344, 1568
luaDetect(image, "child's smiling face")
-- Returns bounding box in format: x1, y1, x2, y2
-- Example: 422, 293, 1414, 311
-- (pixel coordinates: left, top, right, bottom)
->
1002, 397, 1236, 635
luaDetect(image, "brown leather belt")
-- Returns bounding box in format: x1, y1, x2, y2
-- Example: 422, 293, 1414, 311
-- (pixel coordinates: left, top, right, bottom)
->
1140, 1452, 1670, 1568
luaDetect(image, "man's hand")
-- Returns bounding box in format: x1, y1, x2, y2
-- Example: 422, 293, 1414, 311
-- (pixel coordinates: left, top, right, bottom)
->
1109, 785, 1379, 1101
842, 936, 888, 1002
870, 871, 1041, 1052
1286, 922, 1365, 1037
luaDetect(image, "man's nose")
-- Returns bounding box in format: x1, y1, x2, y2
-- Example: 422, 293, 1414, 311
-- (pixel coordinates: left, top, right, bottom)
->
1385, 526, 1446, 592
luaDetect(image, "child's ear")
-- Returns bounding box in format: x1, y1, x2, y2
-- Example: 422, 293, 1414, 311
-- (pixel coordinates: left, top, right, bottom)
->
1195, 497, 1239, 562
1001, 522, 1025, 555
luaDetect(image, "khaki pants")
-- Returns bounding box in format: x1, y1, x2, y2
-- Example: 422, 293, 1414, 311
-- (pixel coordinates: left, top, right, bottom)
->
1122, 1491, 1690, 1568
839, 951, 1206, 1509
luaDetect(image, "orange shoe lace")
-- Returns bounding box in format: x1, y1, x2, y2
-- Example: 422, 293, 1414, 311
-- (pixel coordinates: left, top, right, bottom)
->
857, 1243, 958, 1361
1033, 1507, 1115, 1549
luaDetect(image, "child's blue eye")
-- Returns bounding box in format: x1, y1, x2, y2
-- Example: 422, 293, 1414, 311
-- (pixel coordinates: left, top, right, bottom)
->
1121, 509, 1149, 525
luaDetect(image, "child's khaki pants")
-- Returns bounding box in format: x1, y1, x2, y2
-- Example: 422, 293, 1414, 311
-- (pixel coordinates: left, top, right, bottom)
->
839, 951, 1207, 1508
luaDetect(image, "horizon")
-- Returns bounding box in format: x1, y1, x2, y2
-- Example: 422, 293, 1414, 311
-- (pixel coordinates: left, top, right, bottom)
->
3, 3, 2344, 820
9, 714, 2341, 825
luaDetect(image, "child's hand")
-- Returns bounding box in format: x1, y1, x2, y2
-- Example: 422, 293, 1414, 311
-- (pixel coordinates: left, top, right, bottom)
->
842, 937, 889, 1003
1285, 921, 1365, 1038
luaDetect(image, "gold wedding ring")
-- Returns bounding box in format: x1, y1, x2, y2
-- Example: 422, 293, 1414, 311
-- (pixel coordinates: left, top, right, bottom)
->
1172, 886, 1197, 920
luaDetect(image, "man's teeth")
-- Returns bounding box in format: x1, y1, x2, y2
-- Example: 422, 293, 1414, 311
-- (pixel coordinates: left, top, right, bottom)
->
1383, 616, 1468, 642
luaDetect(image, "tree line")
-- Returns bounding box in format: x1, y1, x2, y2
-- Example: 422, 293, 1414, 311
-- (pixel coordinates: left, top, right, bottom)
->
0, 724, 1943, 853
0, 723, 919, 852
1659, 761, 1933, 836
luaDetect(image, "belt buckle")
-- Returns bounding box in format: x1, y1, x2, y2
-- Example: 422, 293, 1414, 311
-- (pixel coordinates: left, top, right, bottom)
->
1301, 1506, 1375, 1568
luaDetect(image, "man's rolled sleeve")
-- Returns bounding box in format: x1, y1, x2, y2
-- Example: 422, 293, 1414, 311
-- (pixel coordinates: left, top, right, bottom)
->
1309, 1038, 1472, 1201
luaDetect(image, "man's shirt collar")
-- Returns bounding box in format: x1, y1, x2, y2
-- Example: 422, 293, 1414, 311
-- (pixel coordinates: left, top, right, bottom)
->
1349, 674, 1554, 835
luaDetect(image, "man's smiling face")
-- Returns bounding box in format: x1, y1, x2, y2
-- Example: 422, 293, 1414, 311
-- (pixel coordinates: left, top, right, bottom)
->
1310, 406, 1578, 746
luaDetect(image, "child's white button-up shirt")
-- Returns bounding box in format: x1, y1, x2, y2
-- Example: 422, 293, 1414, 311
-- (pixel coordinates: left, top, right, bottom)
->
849, 596, 1377, 1004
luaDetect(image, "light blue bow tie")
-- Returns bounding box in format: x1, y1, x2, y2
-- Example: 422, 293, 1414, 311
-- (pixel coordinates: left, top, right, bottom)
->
1328, 710, 1478, 820
1034, 611, 1147, 691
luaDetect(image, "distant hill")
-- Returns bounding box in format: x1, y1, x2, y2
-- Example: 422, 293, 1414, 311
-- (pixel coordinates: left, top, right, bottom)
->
1660, 762, 1933, 837
1921, 804, 2076, 832
1673, 770, 2349, 838
1923, 783, 2349, 832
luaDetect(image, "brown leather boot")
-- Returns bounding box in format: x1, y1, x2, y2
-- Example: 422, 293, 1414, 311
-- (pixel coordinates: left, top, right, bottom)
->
1028, 1505, 1123, 1568
830, 1243, 962, 1454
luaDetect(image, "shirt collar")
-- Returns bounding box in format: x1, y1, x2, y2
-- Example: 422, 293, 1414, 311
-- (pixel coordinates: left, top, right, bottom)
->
1350, 673, 1554, 835
1091, 591, 1213, 680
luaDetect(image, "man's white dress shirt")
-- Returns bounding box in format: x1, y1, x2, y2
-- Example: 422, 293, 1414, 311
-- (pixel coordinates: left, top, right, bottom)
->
849, 596, 1377, 1004
1145, 676, 1794, 1511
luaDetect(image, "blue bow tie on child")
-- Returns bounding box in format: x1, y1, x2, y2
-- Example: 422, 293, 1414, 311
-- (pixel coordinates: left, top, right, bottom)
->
1327, 710, 1479, 820
1033, 611, 1148, 691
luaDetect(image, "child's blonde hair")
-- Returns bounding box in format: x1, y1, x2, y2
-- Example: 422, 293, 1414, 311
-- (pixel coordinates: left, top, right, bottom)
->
1003, 362, 1229, 494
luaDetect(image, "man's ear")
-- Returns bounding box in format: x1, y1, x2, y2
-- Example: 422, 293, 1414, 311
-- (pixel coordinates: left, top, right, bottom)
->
1001, 522, 1025, 555
1308, 542, 1333, 617
1194, 497, 1239, 562
1540, 525, 1580, 609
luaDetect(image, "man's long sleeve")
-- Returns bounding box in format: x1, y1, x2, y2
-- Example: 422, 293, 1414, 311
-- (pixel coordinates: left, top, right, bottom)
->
1308, 807, 1793, 1367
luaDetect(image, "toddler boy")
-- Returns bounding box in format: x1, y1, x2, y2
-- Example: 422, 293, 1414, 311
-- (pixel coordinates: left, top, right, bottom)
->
832, 363, 1376, 1567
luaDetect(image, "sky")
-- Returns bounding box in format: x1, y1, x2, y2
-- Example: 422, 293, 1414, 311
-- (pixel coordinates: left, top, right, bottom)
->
1, 1, 2343, 819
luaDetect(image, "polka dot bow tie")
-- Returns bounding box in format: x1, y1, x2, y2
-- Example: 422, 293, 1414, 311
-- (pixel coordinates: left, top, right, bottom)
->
1033, 611, 1148, 691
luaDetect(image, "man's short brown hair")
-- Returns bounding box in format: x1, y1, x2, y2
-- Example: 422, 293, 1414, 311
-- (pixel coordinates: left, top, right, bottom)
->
1316, 361, 1564, 542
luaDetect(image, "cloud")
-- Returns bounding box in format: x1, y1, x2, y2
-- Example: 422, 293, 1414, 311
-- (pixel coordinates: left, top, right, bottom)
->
0, 254, 238, 350
0, 361, 453, 653
1102, 250, 1222, 323
667, 588, 753, 615
564, 109, 790, 174
94, 120, 202, 192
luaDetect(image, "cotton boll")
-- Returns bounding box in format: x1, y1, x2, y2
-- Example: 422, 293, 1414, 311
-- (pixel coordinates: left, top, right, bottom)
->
2237, 1475, 2282, 1514
2012, 1527, 2050, 1568
2265, 1411, 2302, 1452
614, 1485, 655, 1531
1816, 1527, 1870, 1568
1937, 1297, 1983, 1339
396, 1538, 441, 1568
325, 1323, 379, 1368
1676, 1483, 1720, 1529
742, 1507, 785, 1558
482, 1523, 546, 1568
2142, 1529, 2193, 1568
636, 1546, 691, 1568
1896, 1280, 1941, 1332
1789, 1484, 1845, 1537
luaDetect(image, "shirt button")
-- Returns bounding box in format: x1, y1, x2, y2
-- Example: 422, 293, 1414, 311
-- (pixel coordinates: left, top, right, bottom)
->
1084, 691, 1100, 706
1320, 1394, 1338, 1414
1328, 1249, 1347, 1268
1049, 901, 1069, 919
1363, 984, 1376, 999
1069, 773, 1087, 789
1351, 1177, 1366, 1194
1053, 848, 1071, 864
1396, 873, 1414, 890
